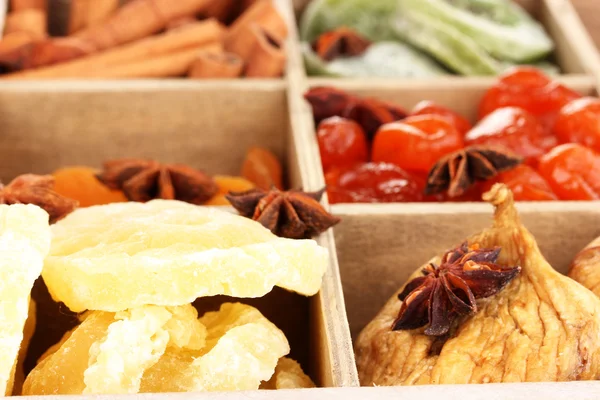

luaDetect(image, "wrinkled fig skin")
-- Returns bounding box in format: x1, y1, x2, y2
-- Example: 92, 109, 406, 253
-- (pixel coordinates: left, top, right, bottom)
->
356, 184, 600, 385
569, 237, 600, 298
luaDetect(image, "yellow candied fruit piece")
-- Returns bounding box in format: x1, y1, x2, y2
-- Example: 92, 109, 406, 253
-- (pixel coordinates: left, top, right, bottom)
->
140, 303, 289, 393
23, 304, 204, 395
0, 204, 51, 395
260, 357, 316, 389
44, 200, 328, 312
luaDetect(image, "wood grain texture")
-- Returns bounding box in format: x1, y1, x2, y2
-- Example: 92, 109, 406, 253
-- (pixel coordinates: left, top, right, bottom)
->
571, 0, 600, 49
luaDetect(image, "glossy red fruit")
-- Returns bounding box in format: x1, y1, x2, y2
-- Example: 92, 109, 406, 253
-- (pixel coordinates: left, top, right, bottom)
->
465, 107, 553, 165
480, 165, 557, 201
371, 115, 464, 173
479, 66, 580, 130
317, 117, 369, 172
325, 162, 425, 203
554, 97, 600, 153
411, 100, 472, 135
538, 143, 600, 200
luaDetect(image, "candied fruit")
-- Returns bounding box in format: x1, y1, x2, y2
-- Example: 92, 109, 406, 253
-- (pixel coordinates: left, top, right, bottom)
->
204, 175, 255, 206
411, 100, 472, 135
44, 200, 328, 312
260, 357, 315, 389
317, 117, 368, 172
53, 166, 127, 207
0, 204, 50, 395
241, 147, 283, 190
554, 97, 600, 153
480, 165, 557, 201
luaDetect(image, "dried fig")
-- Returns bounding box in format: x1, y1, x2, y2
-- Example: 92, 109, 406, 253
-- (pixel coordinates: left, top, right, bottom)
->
356, 184, 600, 384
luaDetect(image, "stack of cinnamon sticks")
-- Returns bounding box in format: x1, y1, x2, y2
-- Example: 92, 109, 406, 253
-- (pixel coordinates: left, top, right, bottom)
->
0, 0, 288, 79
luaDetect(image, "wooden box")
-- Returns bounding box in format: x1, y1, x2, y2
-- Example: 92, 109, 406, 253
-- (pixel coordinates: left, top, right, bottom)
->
2, 0, 600, 398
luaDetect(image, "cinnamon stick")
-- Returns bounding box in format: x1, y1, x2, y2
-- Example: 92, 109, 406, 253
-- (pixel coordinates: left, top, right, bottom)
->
10, 0, 46, 11
245, 26, 285, 78
75, 0, 217, 51
4, 9, 47, 38
188, 51, 243, 78
3, 20, 224, 79
68, 0, 119, 34
87, 43, 221, 78
225, 0, 287, 52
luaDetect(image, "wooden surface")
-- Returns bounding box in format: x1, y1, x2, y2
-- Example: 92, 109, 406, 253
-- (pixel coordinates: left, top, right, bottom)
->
571, 0, 600, 49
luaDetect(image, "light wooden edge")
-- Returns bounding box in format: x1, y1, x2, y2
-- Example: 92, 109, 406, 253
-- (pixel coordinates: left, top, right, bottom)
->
19, 381, 600, 400
544, 0, 600, 82
331, 201, 600, 217
278, 0, 359, 388
306, 75, 596, 91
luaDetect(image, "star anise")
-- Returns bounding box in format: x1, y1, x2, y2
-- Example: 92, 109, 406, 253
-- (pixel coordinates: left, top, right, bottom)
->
312, 27, 372, 61
0, 174, 78, 223
425, 146, 523, 198
96, 159, 217, 204
304, 86, 355, 125
392, 242, 521, 336
225, 187, 340, 239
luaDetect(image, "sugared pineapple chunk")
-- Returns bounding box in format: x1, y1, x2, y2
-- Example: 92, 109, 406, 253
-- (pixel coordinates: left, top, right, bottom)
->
260, 357, 316, 389
0, 204, 51, 395
44, 200, 328, 312
140, 303, 289, 392
23, 304, 205, 395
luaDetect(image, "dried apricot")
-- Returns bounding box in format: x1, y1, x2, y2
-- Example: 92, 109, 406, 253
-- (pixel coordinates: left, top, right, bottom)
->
204, 175, 255, 206
53, 166, 127, 207
241, 147, 283, 190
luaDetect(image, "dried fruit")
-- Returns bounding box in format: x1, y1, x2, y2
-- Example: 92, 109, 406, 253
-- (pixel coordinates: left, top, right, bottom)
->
554, 97, 600, 152
44, 200, 328, 312
53, 166, 127, 207
260, 357, 315, 389
23, 304, 207, 395
0, 174, 78, 223
480, 164, 557, 201
139, 303, 289, 393
569, 236, 600, 298
203, 175, 255, 206
479, 66, 580, 130
96, 159, 217, 204
425, 146, 523, 198
393, 242, 520, 336
325, 162, 425, 203
226, 187, 340, 239
317, 117, 368, 172
0, 204, 50, 396
356, 184, 600, 384
465, 107, 552, 165
411, 101, 472, 135
538, 143, 600, 200
372, 115, 464, 173
241, 147, 283, 190
312, 27, 371, 61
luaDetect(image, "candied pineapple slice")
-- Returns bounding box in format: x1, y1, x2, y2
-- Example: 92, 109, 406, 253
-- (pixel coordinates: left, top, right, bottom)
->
260, 357, 316, 389
140, 303, 289, 393
0, 204, 51, 396
44, 200, 328, 312
23, 304, 204, 395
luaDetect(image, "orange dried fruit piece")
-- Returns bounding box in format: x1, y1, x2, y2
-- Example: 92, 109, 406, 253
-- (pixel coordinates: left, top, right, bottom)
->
23, 304, 205, 395
44, 200, 328, 312
204, 175, 255, 206
140, 303, 289, 393
242, 147, 283, 190
53, 166, 127, 207
0, 204, 51, 396
260, 357, 315, 389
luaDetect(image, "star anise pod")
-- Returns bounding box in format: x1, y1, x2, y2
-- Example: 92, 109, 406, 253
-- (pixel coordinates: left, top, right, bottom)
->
304, 86, 356, 125
312, 27, 372, 61
392, 242, 521, 336
343, 97, 407, 139
96, 159, 217, 204
225, 187, 340, 239
425, 146, 523, 198
0, 174, 78, 223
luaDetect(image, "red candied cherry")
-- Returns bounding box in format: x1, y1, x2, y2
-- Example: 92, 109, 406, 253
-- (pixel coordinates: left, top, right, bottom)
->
554, 97, 600, 152
317, 116, 368, 172
480, 164, 557, 201
371, 115, 464, 173
479, 66, 580, 130
465, 107, 554, 165
538, 143, 600, 200
411, 100, 472, 135
325, 162, 425, 203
